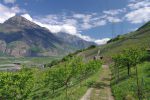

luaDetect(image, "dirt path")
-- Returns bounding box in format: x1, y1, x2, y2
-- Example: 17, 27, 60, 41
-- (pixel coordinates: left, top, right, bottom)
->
80, 65, 114, 100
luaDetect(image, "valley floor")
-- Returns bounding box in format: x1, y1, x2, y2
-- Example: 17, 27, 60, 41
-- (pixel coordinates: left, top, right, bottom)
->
81, 65, 114, 100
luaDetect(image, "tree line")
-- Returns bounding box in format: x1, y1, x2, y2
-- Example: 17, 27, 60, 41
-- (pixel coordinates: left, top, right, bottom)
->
0, 57, 102, 99
112, 48, 147, 100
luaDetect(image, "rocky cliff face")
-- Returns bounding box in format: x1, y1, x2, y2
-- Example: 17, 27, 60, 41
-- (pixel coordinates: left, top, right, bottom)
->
0, 40, 6, 53
6, 41, 30, 57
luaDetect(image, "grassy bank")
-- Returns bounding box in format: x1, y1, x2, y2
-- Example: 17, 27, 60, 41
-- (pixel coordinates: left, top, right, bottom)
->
111, 62, 150, 100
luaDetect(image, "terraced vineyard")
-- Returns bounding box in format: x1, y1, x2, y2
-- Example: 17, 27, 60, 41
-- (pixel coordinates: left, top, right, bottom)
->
0, 56, 102, 99
0, 56, 61, 71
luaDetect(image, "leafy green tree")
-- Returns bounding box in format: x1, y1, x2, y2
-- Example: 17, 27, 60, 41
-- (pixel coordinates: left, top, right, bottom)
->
0, 56, 102, 100
123, 48, 145, 76
0, 69, 34, 100
44, 67, 66, 94
113, 48, 146, 99
113, 48, 145, 76
113, 54, 124, 83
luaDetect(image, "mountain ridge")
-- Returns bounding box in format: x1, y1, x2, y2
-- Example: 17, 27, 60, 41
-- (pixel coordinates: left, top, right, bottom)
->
0, 15, 95, 57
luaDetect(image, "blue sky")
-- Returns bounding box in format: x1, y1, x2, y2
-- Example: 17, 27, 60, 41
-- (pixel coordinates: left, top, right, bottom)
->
0, 0, 150, 44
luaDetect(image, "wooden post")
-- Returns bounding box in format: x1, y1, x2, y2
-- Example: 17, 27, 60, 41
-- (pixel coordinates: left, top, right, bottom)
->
135, 66, 142, 100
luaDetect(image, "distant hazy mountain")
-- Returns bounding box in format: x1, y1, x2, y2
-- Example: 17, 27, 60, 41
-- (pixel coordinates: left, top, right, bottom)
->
54, 32, 95, 49
0, 16, 95, 57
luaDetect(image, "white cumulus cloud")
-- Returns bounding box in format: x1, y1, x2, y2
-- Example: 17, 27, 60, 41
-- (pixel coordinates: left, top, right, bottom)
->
128, 0, 150, 10
21, 13, 33, 21
125, 0, 150, 24
0, 4, 22, 23
125, 7, 150, 24
95, 38, 110, 45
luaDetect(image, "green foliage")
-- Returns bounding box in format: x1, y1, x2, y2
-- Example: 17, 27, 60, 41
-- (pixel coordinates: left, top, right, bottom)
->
87, 45, 96, 49
111, 62, 150, 100
111, 48, 149, 100
0, 56, 102, 99
44, 67, 66, 94
107, 35, 125, 43
44, 59, 60, 68
79, 21, 150, 59
113, 48, 146, 76
30, 46, 41, 53
43, 57, 102, 98
138, 21, 150, 31
122, 48, 146, 66
0, 51, 8, 56
0, 68, 34, 100
61, 45, 97, 62
61, 54, 74, 61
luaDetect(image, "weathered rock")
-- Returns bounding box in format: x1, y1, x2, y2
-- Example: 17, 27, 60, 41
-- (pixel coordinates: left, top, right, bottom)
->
6, 41, 30, 57
0, 40, 6, 53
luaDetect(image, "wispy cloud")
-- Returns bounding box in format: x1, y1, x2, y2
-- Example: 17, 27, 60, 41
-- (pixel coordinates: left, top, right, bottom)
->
35, 13, 108, 31
20, 0, 150, 44
0, 3, 24, 23
33, 10, 124, 33
128, 0, 150, 10
3, 0, 16, 4
5, 0, 150, 44
102, 8, 126, 23
103, 8, 126, 16
125, 7, 150, 24
95, 38, 110, 45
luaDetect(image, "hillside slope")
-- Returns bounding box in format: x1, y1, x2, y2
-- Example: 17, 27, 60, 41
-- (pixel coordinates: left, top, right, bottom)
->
78, 21, 150, 59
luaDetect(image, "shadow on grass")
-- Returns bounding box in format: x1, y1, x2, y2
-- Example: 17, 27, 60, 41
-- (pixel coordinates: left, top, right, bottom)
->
142, 53, 150, 62
102, 77, 111, 81
32, 89, 63, 100
111, 74, 130, 85
87, 79, 110, 89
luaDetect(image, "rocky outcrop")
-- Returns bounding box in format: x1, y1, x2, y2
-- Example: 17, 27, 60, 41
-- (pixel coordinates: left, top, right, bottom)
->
0, 40, 7, 53
6, 41, 30, 57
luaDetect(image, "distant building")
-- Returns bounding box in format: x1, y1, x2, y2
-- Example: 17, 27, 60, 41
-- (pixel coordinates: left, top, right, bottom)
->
93, 56, 103, 60
13, 62, 21, 65
93, 50, 103, 60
